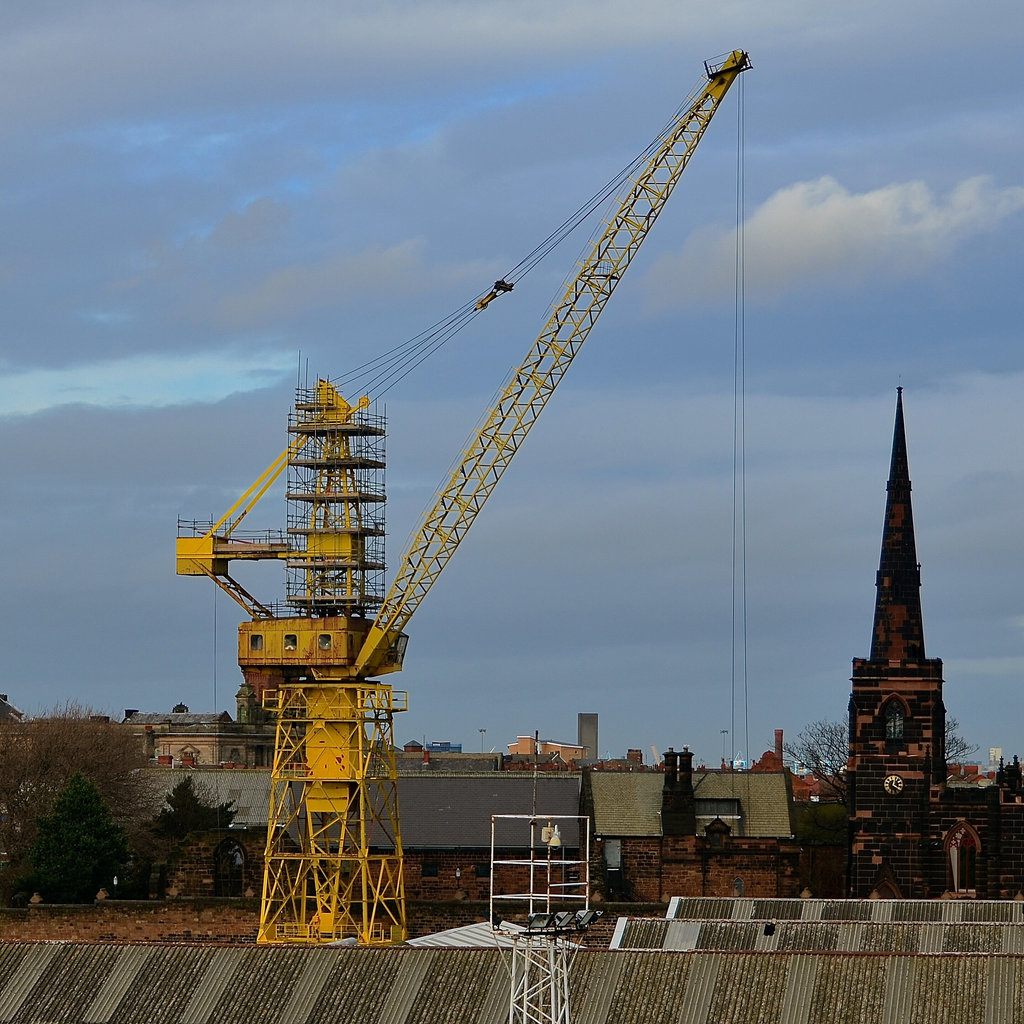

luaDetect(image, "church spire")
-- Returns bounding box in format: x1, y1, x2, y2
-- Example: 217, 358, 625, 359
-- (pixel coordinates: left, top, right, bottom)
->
869, 387, 926, 663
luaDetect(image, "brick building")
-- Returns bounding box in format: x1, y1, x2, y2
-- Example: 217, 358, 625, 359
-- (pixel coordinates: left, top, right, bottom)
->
154, 768, 582, 903
586, 748, 801, 901
848, 389, 1024, 898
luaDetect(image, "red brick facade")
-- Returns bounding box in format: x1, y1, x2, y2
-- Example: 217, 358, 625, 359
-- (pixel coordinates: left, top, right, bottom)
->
615, 835, 801, 901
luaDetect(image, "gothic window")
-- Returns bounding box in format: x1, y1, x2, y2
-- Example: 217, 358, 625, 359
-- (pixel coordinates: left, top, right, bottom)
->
884, 702, 905, 742
214, 839, 245, 897
946, 823, 980, 893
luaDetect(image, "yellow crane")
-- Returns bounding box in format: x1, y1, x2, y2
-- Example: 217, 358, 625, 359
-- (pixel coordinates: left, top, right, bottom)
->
176, 49, 750, 946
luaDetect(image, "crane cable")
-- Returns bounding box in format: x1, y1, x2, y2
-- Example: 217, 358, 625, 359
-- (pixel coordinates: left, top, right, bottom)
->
331, 73, 712, 399
730, 71, 749, 771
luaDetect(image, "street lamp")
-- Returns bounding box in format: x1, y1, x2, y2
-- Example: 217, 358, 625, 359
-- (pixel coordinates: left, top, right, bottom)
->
479, 728, 487, 753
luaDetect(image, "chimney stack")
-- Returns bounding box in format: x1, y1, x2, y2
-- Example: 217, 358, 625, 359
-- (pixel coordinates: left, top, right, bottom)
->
662, 745, 696, 836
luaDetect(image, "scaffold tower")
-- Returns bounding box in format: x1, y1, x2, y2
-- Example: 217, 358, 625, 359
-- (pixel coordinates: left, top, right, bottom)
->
285, 384, 386, 615
490, 815, 598, 1024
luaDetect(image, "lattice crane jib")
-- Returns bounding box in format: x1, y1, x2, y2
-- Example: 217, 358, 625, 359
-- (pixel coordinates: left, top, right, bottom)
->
354, 49, 751, 679
174, 50, 749, 948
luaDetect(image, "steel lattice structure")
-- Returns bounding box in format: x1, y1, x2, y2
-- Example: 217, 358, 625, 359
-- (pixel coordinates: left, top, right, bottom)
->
176, 50, 750, 946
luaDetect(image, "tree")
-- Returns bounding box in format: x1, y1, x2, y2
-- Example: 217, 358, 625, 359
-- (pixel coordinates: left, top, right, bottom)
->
22, 772, 128, 903
155, 776, 235, 839
785, 716, 978, 807
0, 702, 153, 899
784, 718, 850, 804
944, 717, 979, 767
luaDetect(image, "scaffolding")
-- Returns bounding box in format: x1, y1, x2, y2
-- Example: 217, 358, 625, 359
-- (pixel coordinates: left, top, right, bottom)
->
490, 815, 597, 1024
285, 384, 386, 616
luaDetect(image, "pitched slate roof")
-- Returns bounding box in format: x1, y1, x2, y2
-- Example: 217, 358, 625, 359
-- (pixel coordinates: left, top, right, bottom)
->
392, 774, 581, 849
589, 771, 794, 838
126, 711, 233, 726
149, 767, 272, 827
150, 768, 581, 848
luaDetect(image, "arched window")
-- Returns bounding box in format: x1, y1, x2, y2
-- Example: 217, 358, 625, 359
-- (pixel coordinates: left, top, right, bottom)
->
946, 823, 980, 893
214, 838, 245, 897
884, 703, 904, 742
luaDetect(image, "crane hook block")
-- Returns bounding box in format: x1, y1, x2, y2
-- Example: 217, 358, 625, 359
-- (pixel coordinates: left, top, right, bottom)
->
475, 279, 514, 310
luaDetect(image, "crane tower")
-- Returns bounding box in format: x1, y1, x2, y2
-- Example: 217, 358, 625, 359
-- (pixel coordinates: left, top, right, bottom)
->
177, 49, 750, 946
179, 381, 407, 944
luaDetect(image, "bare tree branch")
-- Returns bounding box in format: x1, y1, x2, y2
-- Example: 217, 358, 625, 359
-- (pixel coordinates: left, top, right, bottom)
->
784, 719, 849, 804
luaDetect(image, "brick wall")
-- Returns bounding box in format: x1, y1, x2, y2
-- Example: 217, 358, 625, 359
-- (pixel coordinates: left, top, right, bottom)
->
164, 830, 264, 899
0, 901, 261, 944
0, 899, 654, 945
620, 835, 802, 901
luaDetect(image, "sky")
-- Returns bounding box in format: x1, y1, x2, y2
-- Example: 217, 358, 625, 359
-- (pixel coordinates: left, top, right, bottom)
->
2, 1, 1024, 769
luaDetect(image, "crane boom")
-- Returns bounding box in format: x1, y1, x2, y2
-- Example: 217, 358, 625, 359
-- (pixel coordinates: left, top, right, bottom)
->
355, 49, 751, 675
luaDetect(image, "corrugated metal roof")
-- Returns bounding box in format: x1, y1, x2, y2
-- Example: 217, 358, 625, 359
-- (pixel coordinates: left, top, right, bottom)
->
82, 946, 153, 1022
0, 943, 59, 1020
407, 922, 523, 949
150, 768, 272, 828
179, 948, 243, 1024
613, 915, 1024, 956
666, 896, 1024, 924
2, 942, 1024, 1023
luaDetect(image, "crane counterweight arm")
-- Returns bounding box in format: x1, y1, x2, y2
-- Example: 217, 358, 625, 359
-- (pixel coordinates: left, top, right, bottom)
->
354, 50, 750, 676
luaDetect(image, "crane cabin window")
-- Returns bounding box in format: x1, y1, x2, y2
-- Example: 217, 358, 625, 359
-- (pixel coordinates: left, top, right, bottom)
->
284, 634, 297, 651
318, 634, 332, 650
250, 635, 263, 651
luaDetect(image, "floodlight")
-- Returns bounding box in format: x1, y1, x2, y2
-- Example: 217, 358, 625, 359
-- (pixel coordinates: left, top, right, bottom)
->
554, 912, 576, 930
527, 913, 555, 932
575, 910, 603, 929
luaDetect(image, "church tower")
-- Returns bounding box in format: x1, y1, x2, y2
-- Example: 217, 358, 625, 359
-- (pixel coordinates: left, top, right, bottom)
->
848, 388, 946, 898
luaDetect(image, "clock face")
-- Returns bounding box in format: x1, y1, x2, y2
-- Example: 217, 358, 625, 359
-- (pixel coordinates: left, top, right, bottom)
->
883, 774, 904, 795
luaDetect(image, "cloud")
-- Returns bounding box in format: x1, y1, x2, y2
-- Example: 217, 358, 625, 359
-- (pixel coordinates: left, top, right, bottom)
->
646, 175, 1024, 305
0, 347, 294, 417
214, 238, 492, 327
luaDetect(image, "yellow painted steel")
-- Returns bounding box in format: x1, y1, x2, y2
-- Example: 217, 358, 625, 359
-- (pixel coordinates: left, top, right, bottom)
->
354, 50, 751, 677
257, 669, 407, 945
176, 51, 748, 947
